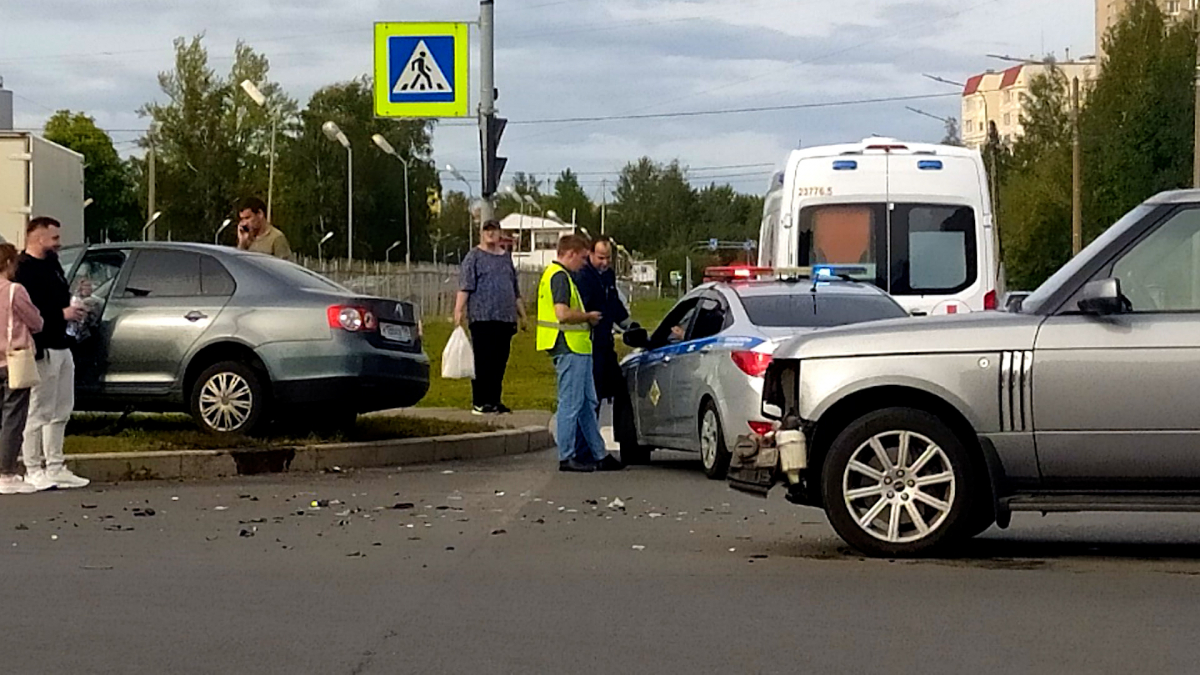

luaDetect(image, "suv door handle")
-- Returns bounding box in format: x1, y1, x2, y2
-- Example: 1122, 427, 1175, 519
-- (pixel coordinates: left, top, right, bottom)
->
185, 311, 208, 322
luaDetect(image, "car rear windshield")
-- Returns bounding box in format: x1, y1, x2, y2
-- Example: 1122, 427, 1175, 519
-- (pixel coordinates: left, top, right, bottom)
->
247, 256, 348, 292
740, 293, 907, 327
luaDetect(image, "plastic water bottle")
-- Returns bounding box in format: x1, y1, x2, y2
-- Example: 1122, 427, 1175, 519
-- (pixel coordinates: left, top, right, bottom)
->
65, 295, 84, 339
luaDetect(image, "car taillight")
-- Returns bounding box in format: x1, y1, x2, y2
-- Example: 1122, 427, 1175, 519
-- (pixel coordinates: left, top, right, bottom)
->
748, 421, 774, 436
983, 290, 997, 311
731, 351, 772, 377
327, 306, 377, 332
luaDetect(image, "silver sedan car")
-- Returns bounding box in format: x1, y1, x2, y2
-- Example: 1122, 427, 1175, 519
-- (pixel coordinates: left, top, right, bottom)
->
616, 275, 907, 478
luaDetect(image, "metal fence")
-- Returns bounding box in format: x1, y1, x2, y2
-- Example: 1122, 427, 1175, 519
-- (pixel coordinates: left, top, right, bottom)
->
298, 256, 666, 317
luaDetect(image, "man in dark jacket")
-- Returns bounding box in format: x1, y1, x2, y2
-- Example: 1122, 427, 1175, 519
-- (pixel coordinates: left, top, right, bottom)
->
572, 236, 632, 403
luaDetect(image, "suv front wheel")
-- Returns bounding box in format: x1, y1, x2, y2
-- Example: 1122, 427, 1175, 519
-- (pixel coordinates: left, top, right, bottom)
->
190, 361, 267, 436
822, 408, 975, 557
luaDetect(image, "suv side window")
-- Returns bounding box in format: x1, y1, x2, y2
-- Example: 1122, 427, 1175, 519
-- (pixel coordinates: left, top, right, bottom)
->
124, 251, 202, 298
650, 298, 700, 349
1111, 207, 1200, 312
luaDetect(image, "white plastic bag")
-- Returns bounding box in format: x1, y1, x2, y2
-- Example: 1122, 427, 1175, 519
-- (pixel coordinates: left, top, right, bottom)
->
441, 326, 476, 379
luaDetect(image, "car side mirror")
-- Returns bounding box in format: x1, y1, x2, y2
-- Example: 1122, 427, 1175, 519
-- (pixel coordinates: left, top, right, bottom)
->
1077, 278, 1126, 315
623, 327, 650, 349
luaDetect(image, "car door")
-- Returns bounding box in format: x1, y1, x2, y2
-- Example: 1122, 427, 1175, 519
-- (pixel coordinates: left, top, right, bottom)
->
101, 249, 236, 397
1033, 205, 1200, 487
635, 297, 699, 446
68, 248, 132, 399
663, 293, 728, 446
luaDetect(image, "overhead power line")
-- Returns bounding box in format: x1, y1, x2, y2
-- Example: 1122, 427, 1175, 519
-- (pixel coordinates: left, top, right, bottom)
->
508, 92, 959, 124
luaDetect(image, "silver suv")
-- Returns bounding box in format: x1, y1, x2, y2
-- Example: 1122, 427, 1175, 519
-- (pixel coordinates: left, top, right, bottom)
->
733, 190, 1200, 556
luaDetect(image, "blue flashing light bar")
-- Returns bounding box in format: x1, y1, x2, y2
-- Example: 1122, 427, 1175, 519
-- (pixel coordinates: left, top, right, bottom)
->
917, 160, 944, 170
832, 160, 858, 171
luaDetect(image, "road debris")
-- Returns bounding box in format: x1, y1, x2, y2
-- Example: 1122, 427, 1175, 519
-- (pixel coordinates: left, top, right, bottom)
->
631, 545, 645, 551
491, 529, 507, 535
608, 498, 625, 510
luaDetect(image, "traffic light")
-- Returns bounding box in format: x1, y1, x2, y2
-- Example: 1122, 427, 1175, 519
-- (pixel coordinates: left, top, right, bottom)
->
481, 114, 507, 198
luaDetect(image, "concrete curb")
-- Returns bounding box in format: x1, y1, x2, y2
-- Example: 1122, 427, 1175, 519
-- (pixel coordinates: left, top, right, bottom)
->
63, 426, 554, 483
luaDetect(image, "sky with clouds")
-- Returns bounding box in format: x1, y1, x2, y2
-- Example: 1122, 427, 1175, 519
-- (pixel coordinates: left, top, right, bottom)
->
1, 0, 1093, 198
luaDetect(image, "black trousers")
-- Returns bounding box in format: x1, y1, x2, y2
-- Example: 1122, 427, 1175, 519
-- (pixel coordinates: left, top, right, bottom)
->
469, 321, 516, 408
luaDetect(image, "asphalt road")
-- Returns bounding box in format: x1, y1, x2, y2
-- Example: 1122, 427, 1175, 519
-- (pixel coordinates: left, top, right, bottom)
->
4, 449, 1200, 674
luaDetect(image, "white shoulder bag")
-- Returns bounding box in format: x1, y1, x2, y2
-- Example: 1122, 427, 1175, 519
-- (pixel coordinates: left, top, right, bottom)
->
7, 284, 40, 390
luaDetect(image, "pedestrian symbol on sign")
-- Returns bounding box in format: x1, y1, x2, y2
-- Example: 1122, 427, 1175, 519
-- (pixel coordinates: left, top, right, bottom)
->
389, 36, 456, 104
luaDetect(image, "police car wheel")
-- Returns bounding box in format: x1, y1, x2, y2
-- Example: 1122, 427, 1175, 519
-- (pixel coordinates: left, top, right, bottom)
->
699, 400, 731, 480
615, 391, 652, 465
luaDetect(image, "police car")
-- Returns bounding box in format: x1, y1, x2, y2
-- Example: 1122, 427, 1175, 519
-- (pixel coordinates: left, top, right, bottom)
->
616, 267, 908, 478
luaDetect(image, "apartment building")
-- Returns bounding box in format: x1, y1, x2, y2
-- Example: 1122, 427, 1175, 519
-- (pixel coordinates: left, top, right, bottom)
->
960, 60, 1098, 148
1097, 0, 1194, 57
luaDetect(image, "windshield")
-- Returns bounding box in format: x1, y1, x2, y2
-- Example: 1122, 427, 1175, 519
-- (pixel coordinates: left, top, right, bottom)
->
246, 255, 348, 293
740, 293, 907, 327
796, 202, 977, 296
1020, 204, 1155, 314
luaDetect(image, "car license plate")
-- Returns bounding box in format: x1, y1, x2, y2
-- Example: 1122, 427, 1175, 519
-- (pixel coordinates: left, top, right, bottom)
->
380, 322, 412, 343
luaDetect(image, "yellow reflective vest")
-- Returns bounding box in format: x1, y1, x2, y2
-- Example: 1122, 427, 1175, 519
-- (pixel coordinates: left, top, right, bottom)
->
536, 262, 592, 354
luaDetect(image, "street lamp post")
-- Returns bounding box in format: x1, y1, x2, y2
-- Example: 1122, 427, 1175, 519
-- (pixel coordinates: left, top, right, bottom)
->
318, 230, 334, 264
322, 121, 353, 267
240, 80, 277, 222
445, 164, 474, 248
386, 240, 402, 263
142, 211, 162, 241
215, 218, 232, 245
371, 134, 412, 274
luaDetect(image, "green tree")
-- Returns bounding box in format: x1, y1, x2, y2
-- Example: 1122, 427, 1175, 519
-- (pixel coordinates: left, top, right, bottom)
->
43, 110, 140, 242
275, 77, 435, 260
609, 158, 696, 259
1082, 0, 1195, 241
546, 169, 595, 229
941, 117, 964, 147
996, 65, 1073, 290
139, 35, 296, 242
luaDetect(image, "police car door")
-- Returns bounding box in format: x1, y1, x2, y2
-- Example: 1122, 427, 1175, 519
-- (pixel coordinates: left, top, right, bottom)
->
663, 293, 728, 445
635, 297, 700, 447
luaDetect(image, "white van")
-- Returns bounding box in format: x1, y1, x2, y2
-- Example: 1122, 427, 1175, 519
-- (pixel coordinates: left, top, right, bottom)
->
758, 137, 998, 315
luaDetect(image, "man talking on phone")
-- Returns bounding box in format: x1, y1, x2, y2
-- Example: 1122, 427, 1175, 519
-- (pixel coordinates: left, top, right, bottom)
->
235, 197, 292, 260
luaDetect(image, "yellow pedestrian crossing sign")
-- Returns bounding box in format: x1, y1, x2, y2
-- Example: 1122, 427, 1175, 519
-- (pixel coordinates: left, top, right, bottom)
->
374, 22, 469, 118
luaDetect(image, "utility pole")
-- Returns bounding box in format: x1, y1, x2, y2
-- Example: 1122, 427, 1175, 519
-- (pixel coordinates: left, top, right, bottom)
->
1071, 76, 1082, 256
600, 177, 607, 235
478, 0, 506, 223
1194, 11, 1200, 188
147, 121, 157, 241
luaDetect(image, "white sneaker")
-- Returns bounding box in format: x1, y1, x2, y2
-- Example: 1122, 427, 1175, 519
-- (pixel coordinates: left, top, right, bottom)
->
0, 475, 36, 495
45, 468, 89, 489
25, 469, 56, 492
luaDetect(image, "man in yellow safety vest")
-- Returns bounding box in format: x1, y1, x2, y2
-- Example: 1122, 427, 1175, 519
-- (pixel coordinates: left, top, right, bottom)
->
537, 234, 624, 472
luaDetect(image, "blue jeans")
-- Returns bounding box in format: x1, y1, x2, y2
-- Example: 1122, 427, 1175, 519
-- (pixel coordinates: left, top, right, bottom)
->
554, 352, 607, 463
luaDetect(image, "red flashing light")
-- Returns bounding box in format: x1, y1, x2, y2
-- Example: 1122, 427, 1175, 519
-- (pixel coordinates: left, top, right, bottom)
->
866, 144, 909, 152
703, 266, 773, 282
983, 290, 998, 311
731, 351, 773, 377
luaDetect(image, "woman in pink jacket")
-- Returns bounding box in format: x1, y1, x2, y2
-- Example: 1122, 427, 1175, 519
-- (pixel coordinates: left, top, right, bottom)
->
0, 243, 44, 494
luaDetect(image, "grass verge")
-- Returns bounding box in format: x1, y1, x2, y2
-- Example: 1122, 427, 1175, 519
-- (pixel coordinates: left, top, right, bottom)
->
65, 413, 494, 455
418, 296, 678, 412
